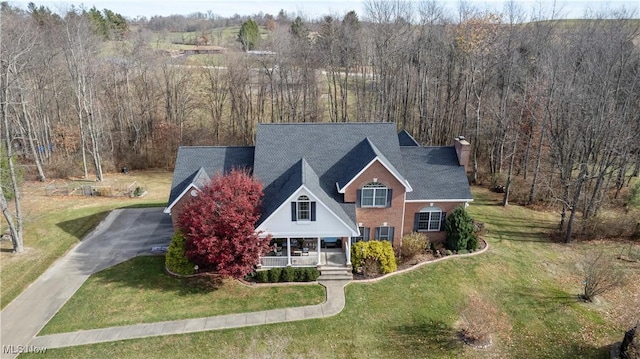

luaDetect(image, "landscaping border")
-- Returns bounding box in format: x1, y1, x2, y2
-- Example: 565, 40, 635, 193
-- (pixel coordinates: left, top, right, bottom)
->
355, 238, 489, 284
166, 239, 489, 286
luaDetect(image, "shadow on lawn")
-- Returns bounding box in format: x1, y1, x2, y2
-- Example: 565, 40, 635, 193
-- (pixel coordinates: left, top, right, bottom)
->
568, 342, 612, 358
91, 256, 224, 296
486, 216, 556, 243
508, 285, 578, 308
388, 320, 463, 356
490, 229, 551, 242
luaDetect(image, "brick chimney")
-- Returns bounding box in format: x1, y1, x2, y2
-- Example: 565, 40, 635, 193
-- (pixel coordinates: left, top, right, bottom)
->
454, 136, 471, 172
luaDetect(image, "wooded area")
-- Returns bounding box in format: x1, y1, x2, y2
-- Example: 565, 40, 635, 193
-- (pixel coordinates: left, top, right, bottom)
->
1, 1, 639, 250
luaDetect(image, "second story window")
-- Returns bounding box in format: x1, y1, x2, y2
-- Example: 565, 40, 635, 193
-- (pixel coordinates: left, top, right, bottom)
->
291, 195, 316, 222
297, 195, 310, 221
361, 182, 389, 207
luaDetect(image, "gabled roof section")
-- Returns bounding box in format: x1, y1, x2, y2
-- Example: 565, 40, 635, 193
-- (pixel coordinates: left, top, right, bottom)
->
401, 146, 473, 201
191, 167, 211, 190
167, 146, 255, 208
164, 167, 210, 213
259, 158, 357, 229
336, 138, 412, 193
398, 129, 420, 146
254, 122, 406, 207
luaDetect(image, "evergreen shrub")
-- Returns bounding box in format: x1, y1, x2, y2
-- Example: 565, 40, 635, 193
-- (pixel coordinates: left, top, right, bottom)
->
165, 231, 196, 275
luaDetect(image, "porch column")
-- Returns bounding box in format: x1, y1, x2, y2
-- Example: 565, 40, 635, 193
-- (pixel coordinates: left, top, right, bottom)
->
346, 237, 352, 265
316, 237, 322, 266
286, 237, 292, 266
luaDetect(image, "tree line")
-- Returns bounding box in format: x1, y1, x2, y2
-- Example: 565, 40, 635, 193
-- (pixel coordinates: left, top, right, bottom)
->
1, 1, 639, 252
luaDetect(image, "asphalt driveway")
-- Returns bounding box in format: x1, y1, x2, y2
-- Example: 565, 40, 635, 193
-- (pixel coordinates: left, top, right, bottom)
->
0, 208, 173, 359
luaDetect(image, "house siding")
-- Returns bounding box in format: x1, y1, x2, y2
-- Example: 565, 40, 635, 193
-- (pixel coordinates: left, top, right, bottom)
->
402, 201, 467, 243
257, 189, 355, 238
170, 193, 195, 229
344, 160, 405, 247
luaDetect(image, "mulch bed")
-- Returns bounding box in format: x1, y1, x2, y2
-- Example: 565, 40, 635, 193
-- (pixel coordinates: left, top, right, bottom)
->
353, 238, 488, 281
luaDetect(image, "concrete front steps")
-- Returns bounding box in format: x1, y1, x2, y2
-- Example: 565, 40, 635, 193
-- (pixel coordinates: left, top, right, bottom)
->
318, 266, 353, 281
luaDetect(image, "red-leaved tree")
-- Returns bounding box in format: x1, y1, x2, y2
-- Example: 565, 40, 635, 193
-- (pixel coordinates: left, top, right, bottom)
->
177, 169, 270, 278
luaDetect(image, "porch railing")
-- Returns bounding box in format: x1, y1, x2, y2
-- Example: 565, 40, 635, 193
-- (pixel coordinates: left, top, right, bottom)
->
259, 256, 318, 268
259, 257, 288, 268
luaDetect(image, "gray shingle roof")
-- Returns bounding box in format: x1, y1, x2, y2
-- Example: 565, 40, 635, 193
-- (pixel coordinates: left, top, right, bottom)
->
335, 138, 409, 191
255, 122, 404, 190
167, 146, 255, 207
398, 130, 420, 146
401, 146, 473, 201
254, 123, 406, 226
167, 124, 472, 228
258, 157, 358, 228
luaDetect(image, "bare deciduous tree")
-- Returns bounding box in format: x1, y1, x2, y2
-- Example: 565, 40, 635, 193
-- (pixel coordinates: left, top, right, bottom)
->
581, 251, 625, 302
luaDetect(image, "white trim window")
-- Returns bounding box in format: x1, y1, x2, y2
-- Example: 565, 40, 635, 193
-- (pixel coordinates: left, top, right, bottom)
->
297, 195, 310, 221
361, 182, 389, 207
416, 207, 444, 231
291, 195, 316, 222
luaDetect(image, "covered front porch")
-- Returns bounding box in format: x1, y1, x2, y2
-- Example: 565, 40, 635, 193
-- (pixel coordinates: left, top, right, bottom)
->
259, 237, 351, 268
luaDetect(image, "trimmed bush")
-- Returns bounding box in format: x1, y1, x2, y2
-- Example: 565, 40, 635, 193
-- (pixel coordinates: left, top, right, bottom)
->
165, 231, 196, 275
351, 240, 397, 275
304, 268, 320, 281
254, 270, 269, 283
400, 232, 429, 262
445, 206, 475, 251
467, 235, 479, 251
282, 266, 296, 282
268, 267, 282, 283
252, 267, 319, 283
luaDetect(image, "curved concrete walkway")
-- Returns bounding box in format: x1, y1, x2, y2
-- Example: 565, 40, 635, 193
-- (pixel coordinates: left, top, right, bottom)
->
2, 207, 486, 356
0, 208, 349, 357
28, 279, 349, 349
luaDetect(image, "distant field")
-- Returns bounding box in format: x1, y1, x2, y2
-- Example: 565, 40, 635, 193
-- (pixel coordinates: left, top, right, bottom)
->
148, 25, 269, 51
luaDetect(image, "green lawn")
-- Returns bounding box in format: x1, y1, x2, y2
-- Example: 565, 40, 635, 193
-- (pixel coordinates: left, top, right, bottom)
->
21, 187, 640, 358
0, 170, 172, 309
40, 256, 325, 334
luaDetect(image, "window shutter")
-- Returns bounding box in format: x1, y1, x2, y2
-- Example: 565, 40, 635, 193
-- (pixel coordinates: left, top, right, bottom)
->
440, 211, 447, 231
414, 213, 420, 231
389, 227, 395, 243
310, 202, 316, 221
374, 227, 380, 240
386, 189, 393, 207
291, 202, 297, 221
364, 227, 370, 241
356, 190, 362, 207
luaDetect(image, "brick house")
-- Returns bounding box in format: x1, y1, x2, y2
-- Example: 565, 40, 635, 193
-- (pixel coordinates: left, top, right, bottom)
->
165, 122, 472, 269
